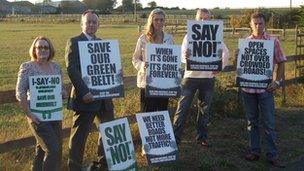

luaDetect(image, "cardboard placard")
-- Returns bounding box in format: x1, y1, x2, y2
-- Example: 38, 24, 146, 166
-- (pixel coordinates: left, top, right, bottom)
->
78, 40, 124, 99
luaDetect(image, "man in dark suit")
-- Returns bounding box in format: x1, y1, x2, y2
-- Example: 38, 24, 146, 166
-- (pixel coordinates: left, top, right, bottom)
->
65, 10, 114, 171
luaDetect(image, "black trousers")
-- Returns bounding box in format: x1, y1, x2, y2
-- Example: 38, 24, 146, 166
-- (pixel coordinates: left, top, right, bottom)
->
68, 100, 114, 171
140, 88, 169, 112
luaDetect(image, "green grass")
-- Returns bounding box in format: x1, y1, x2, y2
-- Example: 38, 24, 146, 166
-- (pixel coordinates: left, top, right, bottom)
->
0, 22, 304, 170
0, 22, 297, 91
0, 23, 137, 90
2, 105, 303, 170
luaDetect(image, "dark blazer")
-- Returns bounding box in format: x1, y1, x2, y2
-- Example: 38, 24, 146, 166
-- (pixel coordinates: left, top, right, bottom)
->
65, 33, 113, 112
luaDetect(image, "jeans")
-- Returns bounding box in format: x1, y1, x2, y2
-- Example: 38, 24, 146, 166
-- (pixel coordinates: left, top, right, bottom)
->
241, 90, 278, 160
29, 121, 61, 171
173, 78, 215, 143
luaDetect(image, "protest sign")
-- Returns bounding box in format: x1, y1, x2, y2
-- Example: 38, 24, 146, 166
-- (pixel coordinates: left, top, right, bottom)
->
29, 75, 63, 121
99, 118, 137, 171
145, 43, 181, 97
78, 40, 124, 99
186, 20, 223, 71
236, 39, 274, 89
136, 111, 178, 165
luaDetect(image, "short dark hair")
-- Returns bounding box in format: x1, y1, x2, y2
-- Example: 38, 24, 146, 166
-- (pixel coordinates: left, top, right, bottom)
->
251, 12, 266, 22
82, 10, 99, 17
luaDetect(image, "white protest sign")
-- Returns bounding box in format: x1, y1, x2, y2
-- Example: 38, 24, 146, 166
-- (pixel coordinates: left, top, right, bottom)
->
187, 20, 224, 71
78, 40, 124, 99
136, 111, 178, 165
29, 75, 63, 121
146, 43, 182, 97
236, 39, 274, 89
99, 118, 137, 171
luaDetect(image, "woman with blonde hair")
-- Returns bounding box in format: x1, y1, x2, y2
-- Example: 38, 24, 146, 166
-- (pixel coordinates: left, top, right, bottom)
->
16, 36, 67, 171
132, 8, 174, 112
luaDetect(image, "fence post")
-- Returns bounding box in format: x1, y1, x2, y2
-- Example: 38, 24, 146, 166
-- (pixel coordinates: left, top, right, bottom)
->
138, 24, 141, 34
282, 73, 286, 105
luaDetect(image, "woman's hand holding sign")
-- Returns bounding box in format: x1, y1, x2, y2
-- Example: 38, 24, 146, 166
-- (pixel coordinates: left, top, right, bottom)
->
62, 89, 68, 99
26, 113, 40, 124
144, 62, 149, 69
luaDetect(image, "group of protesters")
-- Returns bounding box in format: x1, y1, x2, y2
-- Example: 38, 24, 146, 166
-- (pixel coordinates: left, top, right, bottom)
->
15, 7, 286, 171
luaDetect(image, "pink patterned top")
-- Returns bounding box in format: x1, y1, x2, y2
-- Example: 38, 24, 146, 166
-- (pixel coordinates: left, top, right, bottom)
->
16, 61, 66, 101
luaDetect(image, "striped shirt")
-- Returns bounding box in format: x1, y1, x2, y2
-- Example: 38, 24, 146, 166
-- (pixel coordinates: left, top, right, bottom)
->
242, 32, 287, 94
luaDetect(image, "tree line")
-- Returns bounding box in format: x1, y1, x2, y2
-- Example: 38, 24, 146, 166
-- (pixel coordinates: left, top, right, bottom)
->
228, 7, 304, 29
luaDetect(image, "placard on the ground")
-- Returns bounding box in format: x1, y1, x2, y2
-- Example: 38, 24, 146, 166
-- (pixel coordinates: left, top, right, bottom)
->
145, 43, 181, 97
99, 118, 137, 171
187, 20, 223, 71
136, 111, 178, 165
78, 40, 124, 99
29, 75, 63, 121
236, 39, 274, 89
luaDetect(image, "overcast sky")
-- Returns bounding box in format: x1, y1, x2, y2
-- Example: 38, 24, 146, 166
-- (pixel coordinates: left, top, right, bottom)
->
8, 0, 304, 9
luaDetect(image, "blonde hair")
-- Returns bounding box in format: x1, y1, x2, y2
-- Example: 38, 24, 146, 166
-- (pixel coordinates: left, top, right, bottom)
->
144, 8, 166, 43
29, 36, 55, 61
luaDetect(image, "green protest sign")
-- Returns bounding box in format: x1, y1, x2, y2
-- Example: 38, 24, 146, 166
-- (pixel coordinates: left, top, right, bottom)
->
29, 75, 63, 121
100, 118, 137, 171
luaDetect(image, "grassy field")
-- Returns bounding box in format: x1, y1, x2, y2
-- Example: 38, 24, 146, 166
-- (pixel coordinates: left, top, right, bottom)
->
0, 22, 303, 170
0, 23, 298, 90
0, 23, 145, 90
1, 104, 303, 170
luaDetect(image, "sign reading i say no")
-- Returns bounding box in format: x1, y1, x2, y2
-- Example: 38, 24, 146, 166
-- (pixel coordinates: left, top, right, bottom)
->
29, 75, 63, 121
187, 20, 224, 71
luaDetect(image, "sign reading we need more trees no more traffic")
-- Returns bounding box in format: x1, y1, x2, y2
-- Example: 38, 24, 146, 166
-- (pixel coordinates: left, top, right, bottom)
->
145, 43, 181, 97
187, 20, 223, 71
236, 39, 274, 89
78, 40, 124, 100
29, 75, 63, 121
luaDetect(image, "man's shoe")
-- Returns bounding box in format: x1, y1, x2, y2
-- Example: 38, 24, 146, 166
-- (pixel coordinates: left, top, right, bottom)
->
268, 158, 286, 168
86, 161, 101, 171
245, 153, 260, 161
86, 160, 108, 171
197, 139, 210, 147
